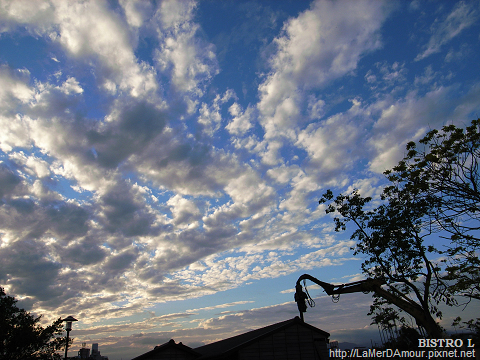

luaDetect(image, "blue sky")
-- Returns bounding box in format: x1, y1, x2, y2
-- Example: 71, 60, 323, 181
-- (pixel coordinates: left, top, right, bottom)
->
1, 0, 480, 358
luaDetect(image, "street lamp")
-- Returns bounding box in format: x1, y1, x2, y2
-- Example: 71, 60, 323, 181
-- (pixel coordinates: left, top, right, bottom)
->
62, 316, 78, 360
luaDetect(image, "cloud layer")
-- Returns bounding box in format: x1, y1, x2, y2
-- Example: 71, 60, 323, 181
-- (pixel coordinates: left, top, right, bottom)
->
1, 1, 480, 359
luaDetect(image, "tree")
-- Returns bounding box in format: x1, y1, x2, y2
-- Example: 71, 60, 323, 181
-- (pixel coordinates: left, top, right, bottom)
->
320, 118, 480, 338
370, 306, 403, 344
384, 119, 480, 302
320, 185, 452, 338
0, 287, 69, 360
380, 326, 422, 351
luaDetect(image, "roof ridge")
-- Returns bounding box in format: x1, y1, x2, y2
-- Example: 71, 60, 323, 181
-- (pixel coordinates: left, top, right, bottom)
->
194, 317, 328, 359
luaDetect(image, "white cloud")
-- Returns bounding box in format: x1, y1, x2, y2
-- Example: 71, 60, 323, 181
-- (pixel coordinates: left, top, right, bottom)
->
0, 0, 55, 34
157, 0, 196, 29
257, 0, 391, 141
444, 43, 471, 63
367, 83, 480, 173
172, 240, 356, 294
345, 177, 382, 200
224, 169, 274, 207
365, 61, 408, 91
0, 66, 33, 106
154, 0, 218, 96
187, 300, 254, 313
198, 90, 236, 136
133, 136, 246, 196
5, 1, 158, 96
167, 194, 200, 226
258, 140, 284, 166
307, 95, 325, 120
9, 152, 50, 178
1, 0, 158, 98
53, 0, 157, 97
278, 171, 320, 212
0, 114, 32, 153
225, 103, 255, 136
413, 65, 437, 87
266, 164, 301, 184
296, 99, 367, 182
119, 0, 153, 29
0, 67, 34, 152
415, 1, 479, 61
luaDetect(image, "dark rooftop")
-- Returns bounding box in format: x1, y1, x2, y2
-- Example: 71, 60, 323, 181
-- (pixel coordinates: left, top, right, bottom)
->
194, 316, 329, 359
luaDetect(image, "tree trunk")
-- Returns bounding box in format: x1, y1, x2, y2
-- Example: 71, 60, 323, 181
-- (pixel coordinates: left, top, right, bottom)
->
372, 284, 444, 338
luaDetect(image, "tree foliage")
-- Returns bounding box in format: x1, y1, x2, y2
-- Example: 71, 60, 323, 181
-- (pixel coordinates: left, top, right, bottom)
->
319, 118, 480, 337
0, 287, 68, 360
453, 316, 480, 339
320, 187, 451, 338
384, 119, 480, 301
380, 326, 422, 351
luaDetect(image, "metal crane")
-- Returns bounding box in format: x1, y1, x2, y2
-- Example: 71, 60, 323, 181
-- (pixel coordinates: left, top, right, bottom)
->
294, 274, 444, 338
294, 274, 383, 322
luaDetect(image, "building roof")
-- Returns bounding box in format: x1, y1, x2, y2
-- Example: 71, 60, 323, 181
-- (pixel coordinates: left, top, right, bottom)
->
131, 339, 201, 360
131, 317, 330, 360
194, 316, 329, 359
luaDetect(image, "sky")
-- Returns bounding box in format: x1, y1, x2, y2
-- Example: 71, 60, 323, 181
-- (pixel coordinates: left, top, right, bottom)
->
0, 0, 480, 358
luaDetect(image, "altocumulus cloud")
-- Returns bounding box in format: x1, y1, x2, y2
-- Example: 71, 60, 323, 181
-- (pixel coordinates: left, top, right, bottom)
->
1, 1, 480, 359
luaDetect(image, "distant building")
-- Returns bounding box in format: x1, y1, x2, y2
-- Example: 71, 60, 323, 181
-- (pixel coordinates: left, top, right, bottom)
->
77, 342, 108, 360
91, 343, 109, 360
329, 340, 339, 349
132, 317, 330, 360
78, 342, 90, 359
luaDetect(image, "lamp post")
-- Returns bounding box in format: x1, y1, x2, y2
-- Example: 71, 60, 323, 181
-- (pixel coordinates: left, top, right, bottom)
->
62, 316, 78, 360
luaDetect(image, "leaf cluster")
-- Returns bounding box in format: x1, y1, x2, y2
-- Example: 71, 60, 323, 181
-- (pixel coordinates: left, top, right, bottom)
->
321, 187, 452, 330
379, 325, 423, 351
0, 287, 69, 360
320, 187, 449, 309
452, 316, 480, 344
319, 119, 480, 335
385, 119, 480, 301
385, 119, 480, 246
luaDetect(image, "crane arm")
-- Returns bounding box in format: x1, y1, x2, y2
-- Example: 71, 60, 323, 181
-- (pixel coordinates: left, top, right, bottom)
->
294, 274, 383, 321
295, 274, 383, 295
294, 273, 444, 338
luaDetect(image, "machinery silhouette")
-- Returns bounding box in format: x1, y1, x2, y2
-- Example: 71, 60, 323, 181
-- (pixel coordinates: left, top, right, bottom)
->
294, 273, 444, 338
294, 274, 383, 322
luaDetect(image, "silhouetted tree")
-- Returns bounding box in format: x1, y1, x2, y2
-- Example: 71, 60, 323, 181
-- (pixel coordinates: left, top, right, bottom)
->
320, 119, 480, 338
320, 186, 452, 338
0, 287, 68, 360
381, 326, 422, 350
384, 119, 480, 302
